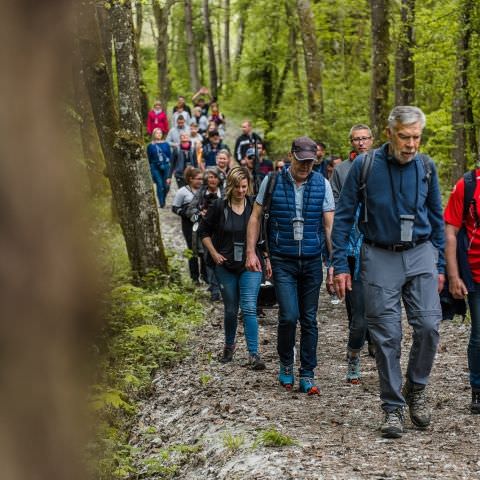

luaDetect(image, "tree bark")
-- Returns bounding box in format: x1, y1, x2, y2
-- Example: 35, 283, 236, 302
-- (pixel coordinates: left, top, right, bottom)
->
451, 0, 477, 182
395, 0, 415, 105
135, 0, 150, 123
203, 0, 218, 97
233, 4, 248, 82
152, 0, 174, 106
96, 2, 113, 82
285, 0, 302, 100
184, 0, 200, 92
79, 0, 168, 279
110, 0, 143, 137
216, 1, 223, 92
370, 0, 390, 141
223, 0, 231, 90
296, 0, 323, 135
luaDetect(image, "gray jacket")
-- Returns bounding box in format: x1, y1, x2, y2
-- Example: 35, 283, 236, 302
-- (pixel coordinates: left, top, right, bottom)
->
330, 158, 354, 204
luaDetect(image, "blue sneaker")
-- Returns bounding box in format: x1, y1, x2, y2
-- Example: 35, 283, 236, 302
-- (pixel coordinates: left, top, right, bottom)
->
299, 377, 320, 395
278, 363, 294, 390
346, 354, 361, 384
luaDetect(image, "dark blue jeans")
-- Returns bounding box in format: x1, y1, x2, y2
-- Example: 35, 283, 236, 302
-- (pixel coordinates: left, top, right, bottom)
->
149, 163, 169, 208
467, 283, 480, 388
215, 266, 262, 353
270, 254, 323, 378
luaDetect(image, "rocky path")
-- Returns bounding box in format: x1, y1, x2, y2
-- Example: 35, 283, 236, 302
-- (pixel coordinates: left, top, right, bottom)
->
130, 156, 480, 479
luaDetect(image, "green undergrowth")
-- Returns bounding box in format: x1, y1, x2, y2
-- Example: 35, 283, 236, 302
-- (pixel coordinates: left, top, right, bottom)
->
88, 196, 206, 479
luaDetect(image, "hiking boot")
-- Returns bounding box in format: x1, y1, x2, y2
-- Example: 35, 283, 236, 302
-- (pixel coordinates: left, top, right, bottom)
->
247, 354, 266, 371
346, 354, 361, 384
299, 377, 320, 396
368, 342, 376, 358
471, 388, 480, 414
402, 380, 431, 429
278, 363, 294, 390
219, 345, 235, 363
211, 292, 221, 302
380, 408, 404, 438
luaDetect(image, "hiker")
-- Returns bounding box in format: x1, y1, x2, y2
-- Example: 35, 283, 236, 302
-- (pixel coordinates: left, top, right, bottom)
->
324, 155, 342, 180
328, 124, 375, 384
172, 95, 191, 116
191, 106, 209, 135
199, 167, 266, 369
234, 120, 262, 164
244, 147, 266, 194
208, 102, 226, 138
146, 100, 169, 136
172, 167, 206, 283
216, 149, 232, 190
187, 167, 223, 301
246, 136, 335, 395
166, 114, 190, 148
169, 132, 197, 188
146, 128, 171, 208
312, 141, 327, 177
192, 86, 212, 116
444, 169, 480, 414
202, 130, 229, 169
332, 106, 445, 439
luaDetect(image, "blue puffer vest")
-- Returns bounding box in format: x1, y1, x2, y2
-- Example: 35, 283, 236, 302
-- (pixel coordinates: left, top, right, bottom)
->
268, 169, 325, 258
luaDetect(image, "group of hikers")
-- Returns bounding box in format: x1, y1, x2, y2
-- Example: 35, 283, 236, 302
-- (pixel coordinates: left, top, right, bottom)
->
147, 99, 480, 440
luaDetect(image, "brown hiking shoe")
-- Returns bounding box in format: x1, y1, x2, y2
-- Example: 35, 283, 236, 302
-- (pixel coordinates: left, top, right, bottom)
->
402, 379, 431, 429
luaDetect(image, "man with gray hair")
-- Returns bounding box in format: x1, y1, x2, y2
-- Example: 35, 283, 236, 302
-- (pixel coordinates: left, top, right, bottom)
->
331, 106, 445, 438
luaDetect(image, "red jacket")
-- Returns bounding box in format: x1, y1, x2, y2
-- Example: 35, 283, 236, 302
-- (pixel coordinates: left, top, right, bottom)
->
147, 109, 169, 135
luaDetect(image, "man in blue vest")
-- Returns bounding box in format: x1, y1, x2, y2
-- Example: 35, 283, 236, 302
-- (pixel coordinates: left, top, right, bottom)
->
246, 136, 335, 395
332, 106, 445, 438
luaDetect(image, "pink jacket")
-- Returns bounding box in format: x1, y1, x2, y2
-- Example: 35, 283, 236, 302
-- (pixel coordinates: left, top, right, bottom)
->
147, 109, 169, 135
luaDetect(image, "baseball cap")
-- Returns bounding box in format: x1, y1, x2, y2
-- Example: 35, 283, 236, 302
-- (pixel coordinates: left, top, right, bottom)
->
291, 136, 317, 161
246, 147, 257, 158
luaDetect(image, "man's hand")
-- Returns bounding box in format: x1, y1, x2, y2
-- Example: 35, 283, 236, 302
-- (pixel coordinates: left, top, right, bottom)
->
264, 258, 272, 279
334, 273, 352, 300
449, 275, 468, 299
326, 266, 335, 295
437, 273, 445, 293
166, 178, 171, 185
246, 251, 262, 272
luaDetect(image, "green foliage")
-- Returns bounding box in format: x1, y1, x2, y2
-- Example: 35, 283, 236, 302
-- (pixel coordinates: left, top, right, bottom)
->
222, 432, 245, 451
254, 427, 297, 448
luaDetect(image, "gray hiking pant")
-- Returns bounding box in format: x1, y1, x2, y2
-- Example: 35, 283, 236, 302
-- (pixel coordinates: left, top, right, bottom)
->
361, 241, 441, 412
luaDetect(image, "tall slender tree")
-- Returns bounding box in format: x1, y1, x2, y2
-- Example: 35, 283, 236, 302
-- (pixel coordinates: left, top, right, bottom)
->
395, 0, 415, 105
184, 0, 200, 91
203, 0, 218, 97
223, 0, 232, 90
233, 1, 248, 82
451, 0, 478, 182
79, 0, 168, 279
296, 0, 323, 135
370, 0, 390, 141
134, 0, 150, 122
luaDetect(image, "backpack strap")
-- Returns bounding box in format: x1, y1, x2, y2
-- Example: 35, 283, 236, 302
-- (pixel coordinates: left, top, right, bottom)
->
463, 169, 479, 228
359, 149, 375, 223
259, 171, 278, 255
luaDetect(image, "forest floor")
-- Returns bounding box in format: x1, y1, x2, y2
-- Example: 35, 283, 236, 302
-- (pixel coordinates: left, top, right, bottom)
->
129, 192, 480, 480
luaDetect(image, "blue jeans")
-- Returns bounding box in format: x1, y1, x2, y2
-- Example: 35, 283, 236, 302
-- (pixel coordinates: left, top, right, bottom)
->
270, 255, 323, 378
150, 163, 169, 208
467, 283, 480, 388
215, 266, 262, 353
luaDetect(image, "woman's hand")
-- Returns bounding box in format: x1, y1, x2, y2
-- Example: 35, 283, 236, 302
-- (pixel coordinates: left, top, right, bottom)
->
211, 251, 227, 265
264, 257, 272, 279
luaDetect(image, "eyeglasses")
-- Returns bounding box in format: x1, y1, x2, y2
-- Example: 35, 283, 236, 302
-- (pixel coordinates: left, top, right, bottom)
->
352, 136, 372, 143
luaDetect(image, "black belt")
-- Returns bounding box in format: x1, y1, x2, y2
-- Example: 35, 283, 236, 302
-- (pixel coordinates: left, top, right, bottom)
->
363, 238, 428, 252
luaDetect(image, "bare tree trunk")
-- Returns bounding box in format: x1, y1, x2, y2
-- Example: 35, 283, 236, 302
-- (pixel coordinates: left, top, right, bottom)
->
185, 0, 200, 92
285, 0, 302, 100
296, 0, 323, 135
0, 1, 99, 479
135, 0, 150, 123
96, 2, 113, 81
223, 0, 231, 90
203, 0, 218, 97
110, 0, 143, 136
79, 0, 168, 279
233, 5, 247, 83
216, 0, 223, 92
152, 0, 174, 106
370, 0, 390, 141
395, 0, 415, 105
451, 0, 477, 182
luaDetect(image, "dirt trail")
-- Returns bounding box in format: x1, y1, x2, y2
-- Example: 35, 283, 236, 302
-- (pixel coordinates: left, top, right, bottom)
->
131, 143, 480, 480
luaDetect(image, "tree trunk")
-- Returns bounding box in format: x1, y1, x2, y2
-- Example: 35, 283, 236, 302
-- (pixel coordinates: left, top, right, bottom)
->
135, 0, 150, 123
285, 0, 302, 100
233, 5, 247, 83
96, 2, 114, 82
79, 0, 168, 279
296, 0, 323, 135
152, 0, 173, 106
370, 0, 390, 141
72, 46, 106, 196
216, 1, 223, 92
395, 0, 415, 105
110, 0, 143, 137
203, 0, 218, 97
184, 0, 200, 92
223, 0, 231, 90
451, 0, 477, 182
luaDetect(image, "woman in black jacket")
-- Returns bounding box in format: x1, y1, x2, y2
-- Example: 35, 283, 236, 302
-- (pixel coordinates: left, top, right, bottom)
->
198, 167, 265, 369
